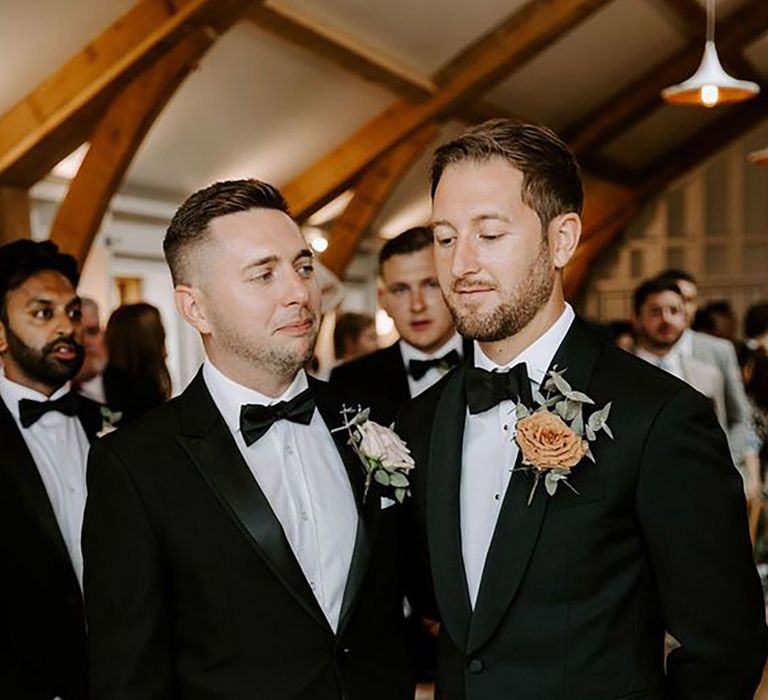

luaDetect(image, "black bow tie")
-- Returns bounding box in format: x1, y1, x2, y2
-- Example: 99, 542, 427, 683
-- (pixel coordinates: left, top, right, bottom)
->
408, 349, 461, 380
239, 388, 315, 446
465, 363, 533, 414
19, 392, 81, 428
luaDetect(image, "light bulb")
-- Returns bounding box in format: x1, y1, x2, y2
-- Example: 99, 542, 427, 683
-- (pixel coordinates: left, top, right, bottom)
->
701, 84, 719, 107
310, 236, 328, 253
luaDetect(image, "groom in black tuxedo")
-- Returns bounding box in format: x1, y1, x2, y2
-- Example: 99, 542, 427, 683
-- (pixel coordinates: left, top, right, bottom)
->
398, 120, 768, 699
82, 180, 413, 700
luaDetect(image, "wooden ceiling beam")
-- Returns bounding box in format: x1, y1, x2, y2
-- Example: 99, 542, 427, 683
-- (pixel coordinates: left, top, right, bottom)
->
49, 29, 217, 267
281, 0, 614, 219
0, 0, 253, 188
247, 4, 523, 128
319, 122, 439, 277
651, 0, 706, 38
563, 0, 768, 156
0, 187, 32, 244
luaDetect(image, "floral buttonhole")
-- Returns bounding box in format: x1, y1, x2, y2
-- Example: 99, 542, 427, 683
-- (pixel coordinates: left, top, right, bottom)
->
512, 367, 613, 505
332, 405, 414, 504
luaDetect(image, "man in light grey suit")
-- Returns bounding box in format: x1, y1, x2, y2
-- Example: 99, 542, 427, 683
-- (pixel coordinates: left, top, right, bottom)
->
655, 270, 761, 497
633, 278, 727, 428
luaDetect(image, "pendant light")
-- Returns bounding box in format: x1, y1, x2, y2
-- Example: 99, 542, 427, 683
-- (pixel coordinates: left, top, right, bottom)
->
662, 0, 759, 108
747, 147, 768, 166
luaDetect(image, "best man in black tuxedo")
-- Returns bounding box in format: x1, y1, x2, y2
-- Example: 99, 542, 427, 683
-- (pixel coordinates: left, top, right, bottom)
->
82, 180, 413, 700
397, 120, 768, 699
331, 226, 467, 406
0, 240, 102, 700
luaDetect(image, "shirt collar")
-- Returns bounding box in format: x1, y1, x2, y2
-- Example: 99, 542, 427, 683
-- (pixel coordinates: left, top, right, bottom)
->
399, 332, 463, 363
473, 303, 575, 385
0, 369, 71, 422
678, 328, 694, 356
202, 359, 309, 437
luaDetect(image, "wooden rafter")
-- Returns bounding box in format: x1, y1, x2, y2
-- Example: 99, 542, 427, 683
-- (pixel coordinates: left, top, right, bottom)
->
563, 0, 768, 157
651, 0, 705, 38
281, 0, 614, 219
0, 0, 252, 188
247, 4, 522, 128
49, 30, 217, 267
0, 187, 31, 244
319, 122, 439, 276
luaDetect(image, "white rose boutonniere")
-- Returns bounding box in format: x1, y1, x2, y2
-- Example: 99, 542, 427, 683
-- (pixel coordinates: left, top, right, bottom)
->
333, 406, 414, 503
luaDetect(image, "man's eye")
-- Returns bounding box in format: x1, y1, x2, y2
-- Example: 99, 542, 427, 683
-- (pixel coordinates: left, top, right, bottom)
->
33, 308, 53, 320
69, 309, 82, 321
435, 235, 455, 248
297, 263, 314, 278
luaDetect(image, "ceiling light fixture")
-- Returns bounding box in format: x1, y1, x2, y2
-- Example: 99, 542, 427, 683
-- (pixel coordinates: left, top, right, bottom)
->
661, 0, 759, 108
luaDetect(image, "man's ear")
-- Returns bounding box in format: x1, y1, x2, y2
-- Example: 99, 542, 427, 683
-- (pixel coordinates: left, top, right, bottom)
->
377, 284, 390, 316
0, 319, 7, 354
174, 285, 211, 335
549, 213, 582, 270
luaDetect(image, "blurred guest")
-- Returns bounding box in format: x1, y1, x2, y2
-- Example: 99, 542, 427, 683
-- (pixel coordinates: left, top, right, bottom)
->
103, 302, 171, 423
745, 302, 768, 353
73, 297, 108, 403
657, 268, 754, 471
332, 311, 378, 364
331, 226, 467, 404
608, 319, 635, 352
0, 240, 102, 700
694, 300, 737, 343
633, 277, 727, 427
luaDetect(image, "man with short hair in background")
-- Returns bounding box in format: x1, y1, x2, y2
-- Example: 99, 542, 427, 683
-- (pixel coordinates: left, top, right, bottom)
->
73, 297, 107, 403
331, 226, 466, 405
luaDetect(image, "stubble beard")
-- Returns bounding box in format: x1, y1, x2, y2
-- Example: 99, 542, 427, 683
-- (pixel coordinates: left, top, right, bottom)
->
448, 238, 555, 342
215, 312, 319, 380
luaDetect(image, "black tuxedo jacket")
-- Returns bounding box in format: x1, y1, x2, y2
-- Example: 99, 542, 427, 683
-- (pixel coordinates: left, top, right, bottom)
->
0, 392, 102, 700
82, 372, 413, 700
330, 339, 473, 407
397, 317, 768, 700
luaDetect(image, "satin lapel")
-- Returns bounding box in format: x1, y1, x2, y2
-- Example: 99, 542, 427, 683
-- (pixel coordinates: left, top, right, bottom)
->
309, 378, 375, 635
0, 397, 73, 571
387, 342, 412, 403
466, 316, 603, 653
177, 373, 328, 631
427, 366, 473, 650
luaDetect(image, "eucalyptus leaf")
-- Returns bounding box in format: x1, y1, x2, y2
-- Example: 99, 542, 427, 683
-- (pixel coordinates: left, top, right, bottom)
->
544, 471, 560, 496
586, 425, 596, 442
585, 446, 596, 462
550, 372, 573, 396
515, 403, 531, 420
602, 422, 614, 439
566, 390, 595, 405
374, 470, 391, 486
571, 409, 584, 436
587, 410, 603, 431
394, 487, 408, 504
389, 471, 409, 488
532, 388, 547, 406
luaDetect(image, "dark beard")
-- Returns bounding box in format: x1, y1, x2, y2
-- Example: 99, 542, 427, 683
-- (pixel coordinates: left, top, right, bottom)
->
450, 238, 555, 342
5, 325, 84, 390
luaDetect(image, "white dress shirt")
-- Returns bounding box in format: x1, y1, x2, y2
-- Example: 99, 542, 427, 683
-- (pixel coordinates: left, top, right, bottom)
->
400, 333, 464, 398
635, 346, 685, 379
461, 304, 575, 607
202, 361, 358, 631
0, 370, 90, 587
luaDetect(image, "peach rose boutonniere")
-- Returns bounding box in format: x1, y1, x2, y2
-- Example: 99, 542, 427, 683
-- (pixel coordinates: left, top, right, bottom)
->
514, 368, 612, 504
332, 406, 414, 504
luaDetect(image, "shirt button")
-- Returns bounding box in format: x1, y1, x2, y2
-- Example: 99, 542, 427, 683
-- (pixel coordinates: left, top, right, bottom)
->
467, 658, 485, 674
300, 510, 309, 522
309, 580, 317, 590
286, 445, 294, 456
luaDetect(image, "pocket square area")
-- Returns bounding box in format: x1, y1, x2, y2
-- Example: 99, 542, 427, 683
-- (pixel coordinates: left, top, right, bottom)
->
380, 496, 397, 510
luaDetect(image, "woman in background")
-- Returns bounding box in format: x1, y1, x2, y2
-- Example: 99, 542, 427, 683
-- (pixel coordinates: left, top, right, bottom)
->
104, 302, 171, 424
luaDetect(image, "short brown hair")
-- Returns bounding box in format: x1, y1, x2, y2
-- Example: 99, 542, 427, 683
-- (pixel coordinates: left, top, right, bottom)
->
431, 119, 583, 226
378, 226, 433, 268
333, 312, 374, 359
164, 179, 290, 285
